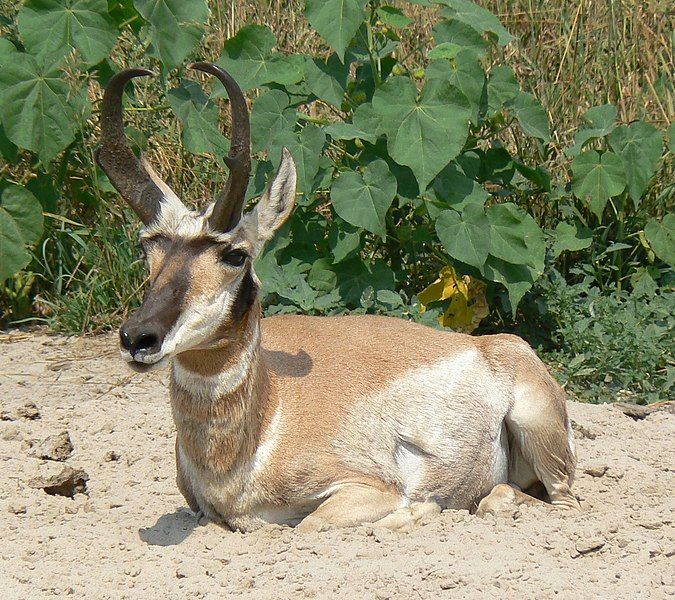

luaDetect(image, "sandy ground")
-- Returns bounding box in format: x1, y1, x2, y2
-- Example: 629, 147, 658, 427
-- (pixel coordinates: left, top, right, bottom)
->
0, 330, 673, 599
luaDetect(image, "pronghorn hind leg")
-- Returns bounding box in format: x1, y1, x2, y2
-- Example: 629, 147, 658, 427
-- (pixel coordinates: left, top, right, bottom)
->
296, 483, 403, 533
373, 501, 441, 532
476, 483, 544, 518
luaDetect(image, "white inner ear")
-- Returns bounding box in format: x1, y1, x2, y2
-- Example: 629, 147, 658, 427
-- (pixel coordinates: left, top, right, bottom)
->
254, 148, 297, 241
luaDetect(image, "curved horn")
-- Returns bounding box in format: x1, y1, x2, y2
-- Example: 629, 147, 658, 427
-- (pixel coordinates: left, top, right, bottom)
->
96, 68, 165, 225
189, 62, 251, 232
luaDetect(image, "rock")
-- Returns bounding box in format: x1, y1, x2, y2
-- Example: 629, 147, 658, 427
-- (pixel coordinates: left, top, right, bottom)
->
28, 431, 73, 462
1, 410, 14, 421
7, 503, 27, 514
103, 450, 120, 462
571, 420, 597, 439
28, 466, 88, 498
17, 402, 40, 420
614, 401, 674, 421
584, 465, 608, 478
574, 538, 605, 556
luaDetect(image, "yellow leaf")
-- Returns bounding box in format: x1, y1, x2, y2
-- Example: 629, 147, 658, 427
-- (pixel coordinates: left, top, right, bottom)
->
418, 265, 488, 332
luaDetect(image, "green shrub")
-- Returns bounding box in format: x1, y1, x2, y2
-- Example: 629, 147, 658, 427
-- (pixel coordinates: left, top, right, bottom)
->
542, 271, 675, 404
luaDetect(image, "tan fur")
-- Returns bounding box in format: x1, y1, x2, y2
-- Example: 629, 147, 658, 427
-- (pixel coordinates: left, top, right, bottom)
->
119, 151, 579, 532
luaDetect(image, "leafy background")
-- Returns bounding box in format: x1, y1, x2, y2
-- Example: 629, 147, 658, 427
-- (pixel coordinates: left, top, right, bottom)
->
0, 0, 673, 404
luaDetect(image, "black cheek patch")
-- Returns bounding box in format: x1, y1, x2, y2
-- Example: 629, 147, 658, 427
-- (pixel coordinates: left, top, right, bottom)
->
230, 268, 258, 322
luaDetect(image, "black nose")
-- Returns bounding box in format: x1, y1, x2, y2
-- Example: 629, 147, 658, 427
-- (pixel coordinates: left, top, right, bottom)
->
119, 326, 161, 357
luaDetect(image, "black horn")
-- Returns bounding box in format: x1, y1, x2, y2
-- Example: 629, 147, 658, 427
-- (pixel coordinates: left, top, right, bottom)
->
189, 62, 251, 232
96, 68, 165, 225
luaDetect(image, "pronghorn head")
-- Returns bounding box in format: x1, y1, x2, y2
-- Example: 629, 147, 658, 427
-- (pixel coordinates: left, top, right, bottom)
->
97, 63, 296, 372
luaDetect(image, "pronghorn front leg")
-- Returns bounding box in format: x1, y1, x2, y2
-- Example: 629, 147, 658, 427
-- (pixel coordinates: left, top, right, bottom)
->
475, 483, 547, 517
296, 483, 404, 533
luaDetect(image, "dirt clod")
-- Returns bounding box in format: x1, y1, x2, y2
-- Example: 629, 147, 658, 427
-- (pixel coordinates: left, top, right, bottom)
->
16, 402, 40, 420
28, 466, 88, 498
27, 431, 73, 462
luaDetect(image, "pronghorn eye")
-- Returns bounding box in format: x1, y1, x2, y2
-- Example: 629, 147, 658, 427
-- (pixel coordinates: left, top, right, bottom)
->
221, 250, 247, 267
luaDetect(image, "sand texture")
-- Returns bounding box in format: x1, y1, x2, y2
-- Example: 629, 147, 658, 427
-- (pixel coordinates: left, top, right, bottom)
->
0, 331, 673, 599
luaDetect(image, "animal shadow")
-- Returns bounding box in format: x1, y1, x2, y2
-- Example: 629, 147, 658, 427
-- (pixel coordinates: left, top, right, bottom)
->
139, 508, 198, 546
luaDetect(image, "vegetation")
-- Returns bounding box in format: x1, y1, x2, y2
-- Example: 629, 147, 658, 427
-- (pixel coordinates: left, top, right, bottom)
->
0, 0, 672, 403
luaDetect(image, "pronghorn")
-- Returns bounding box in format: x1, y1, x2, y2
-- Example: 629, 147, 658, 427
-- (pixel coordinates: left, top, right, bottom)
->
97, 63, 579, 532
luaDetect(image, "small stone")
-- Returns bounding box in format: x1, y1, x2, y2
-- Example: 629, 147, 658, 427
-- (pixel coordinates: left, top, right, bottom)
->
28, 431, 73, 462
1, 424, 22, 441
104, 450, 121, 462
0, 410, 14, 421
7, 503, 27, 514
584, 465, 608, 478
571, 420, 597, 439
17, 402, 40, 420
28, 466, 88, 498
439, 578, 459, 590
575, 538, 605, 556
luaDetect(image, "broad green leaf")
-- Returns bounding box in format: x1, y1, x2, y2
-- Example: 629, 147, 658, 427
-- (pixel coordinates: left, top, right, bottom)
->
377, 6, 413, 28
324, 122, 377, 144
352, 102, 382, 134
428, 42, 462, 61
426, 52, 485, 124
567, 104, 618, 156
0, 184, 44, 281
487, 65, 519, 113
328, 219, 361, 263
0, 43, 86, 163
479, 147, 515, 185
134, 0, 209, 70
270, 124, 326, 203
438, 0, 514, 46
0, 124, 18, 164
167, 80, 229, 156
432, 18, 489, 58
644, 214, 675, 267
250, 89, 296, 152
18, 0, 118, 67
486, 203, 545, 272
303, 54, 349, 107
513, 160, 551, 191
216, 25, 304, 91
435, 204, 491, 269
608, 122, 663, 207
305, 0, 368, 61
308, 257, 338, 292
333, 258, 395, 305
428, 162, 488, 218
481, 256, 535, 313
330, 159, 396, 237
571, 150, 626, 218
511, 91, 550, 142
551, 221, 593, 260
372, 76, 471, 191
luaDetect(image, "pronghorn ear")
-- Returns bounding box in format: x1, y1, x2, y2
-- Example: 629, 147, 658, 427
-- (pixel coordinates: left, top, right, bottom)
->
244, 148, 296, 252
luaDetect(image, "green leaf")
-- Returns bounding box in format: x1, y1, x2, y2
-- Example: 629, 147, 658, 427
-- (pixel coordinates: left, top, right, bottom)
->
352, 102, 382, 134
428, 42, 462, 61
486, 203, 545, 272
567, 104, 617, 155
0, 184, 44, 281
216, 25, 304, 91
608, 121, 663, 207
435, 204, 491, 269
426, 52, 485, 124
134, 0, 209, 71
668, 123, 675, 153
333, 258, 395, 305
250, 89, 296, 153
428, 162, 488, 217
511, 91, 550, 142
644, 214, 675, 267
328, 220, 361, 263
0, 43, 86, 163
481, 256, 535, 313
167, 79, 229, 156
330, 159, 396, 238
438, 0, 514, 46
18, 0, 118, 67
377, 6, 413, 28
432, 18, 489, 58
487, 65, 519, 113
308, 258, 338, 292
304, 0, 368, 61
571, 150, 626, 218
324, 122, 377, 144
372, 76, 471, 191
303, 53, 349, 107
270, 124, 326, 204
551, 221, 593, 260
